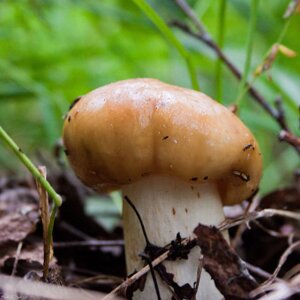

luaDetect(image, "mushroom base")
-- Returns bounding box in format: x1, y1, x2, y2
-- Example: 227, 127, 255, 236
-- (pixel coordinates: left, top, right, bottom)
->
122, 175, 227, 300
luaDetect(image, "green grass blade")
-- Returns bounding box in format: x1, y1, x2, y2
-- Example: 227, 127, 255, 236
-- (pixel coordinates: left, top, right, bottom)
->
132, 0, 200, 90
235, 0, 259, 106
215, 0, 227, 102
0, 126, 62, 207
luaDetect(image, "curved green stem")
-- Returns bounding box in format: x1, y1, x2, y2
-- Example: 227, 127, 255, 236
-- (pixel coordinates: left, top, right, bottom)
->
47, 204, 58, 252
277, 16, 293, 45
215, 0, 227, 102
235, 0, 259, 106
0, 126, 62, 207
235, 7, 294, 108
132, 0, 200, 91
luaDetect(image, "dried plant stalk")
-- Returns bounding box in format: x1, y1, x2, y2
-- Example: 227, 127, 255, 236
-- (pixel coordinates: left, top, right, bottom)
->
35, 166, 52, 280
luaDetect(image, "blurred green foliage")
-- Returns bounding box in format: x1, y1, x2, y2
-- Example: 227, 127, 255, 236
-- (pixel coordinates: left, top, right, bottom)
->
0, 0, 299, 195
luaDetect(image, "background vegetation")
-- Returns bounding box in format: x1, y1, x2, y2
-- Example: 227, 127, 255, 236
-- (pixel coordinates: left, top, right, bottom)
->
0, 0, 299, 196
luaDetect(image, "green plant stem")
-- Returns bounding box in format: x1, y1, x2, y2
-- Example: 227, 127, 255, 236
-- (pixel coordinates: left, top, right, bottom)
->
215, 0, 227, 102
47, 204, 58, 254
235, 0, 259, 106
0, 126, 62, 207
235, 9, 294, 108
277, 16, 292, 45
132, 0, 200, 91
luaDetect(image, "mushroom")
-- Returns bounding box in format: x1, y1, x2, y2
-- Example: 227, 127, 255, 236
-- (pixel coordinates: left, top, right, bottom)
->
63, 78, 262, 299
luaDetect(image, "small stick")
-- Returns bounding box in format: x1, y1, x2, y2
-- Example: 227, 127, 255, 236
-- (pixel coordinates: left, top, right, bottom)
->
279, 130, 300, 152
283, 263, 300, 280
250, 241, 300, 298
231, 195, 259, 249
35, 166, 52, 280
275, 96, 289, 131
11, 242, 23, 277
0, 274, 118, 300
69, 274, 123, 287
103, 237, 198, 300
175, 0, 206, 35
53, 240, 124, 248
244, 262, 279, 281
103, 207, 300, 299
261, 240, 300, 287
191, 255, 203, 300
102, 250, 170, 300
252, 220, 292, 238
219, 208, 300, 231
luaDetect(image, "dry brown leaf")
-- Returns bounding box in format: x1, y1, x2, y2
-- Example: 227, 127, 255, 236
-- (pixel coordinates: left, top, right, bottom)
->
254, 44, 297, 78
278, 45, 297, 57
0, 242, 57, 269
0, 211, 38, 245
0, 181, 39, 246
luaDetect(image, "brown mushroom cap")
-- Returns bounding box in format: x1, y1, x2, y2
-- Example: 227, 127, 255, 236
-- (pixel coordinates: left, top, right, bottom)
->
63, 78, 262, 205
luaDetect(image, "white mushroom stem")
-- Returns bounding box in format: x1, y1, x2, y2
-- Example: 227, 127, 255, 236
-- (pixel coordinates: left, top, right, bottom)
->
122, 175, 228, 300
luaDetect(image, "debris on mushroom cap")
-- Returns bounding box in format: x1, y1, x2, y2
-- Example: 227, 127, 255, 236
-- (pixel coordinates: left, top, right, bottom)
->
63, 78, 262, 205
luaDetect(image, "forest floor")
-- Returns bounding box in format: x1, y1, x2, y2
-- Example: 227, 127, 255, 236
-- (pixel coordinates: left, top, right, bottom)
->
0, 165, 299, 299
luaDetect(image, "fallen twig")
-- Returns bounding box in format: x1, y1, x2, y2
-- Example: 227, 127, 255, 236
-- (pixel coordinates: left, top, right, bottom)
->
11, 242, 23, 277
245, 262, 284, 282
103, 207, 300, 299
53, 240, 124, 248
275, 97, 289, 131
35, 166, 52, 280
252, 220, 292, 238
253, 240, 300, 296
0, 274, 121, 300
191, 255, 203, 300
253, 273, 300, 300
283, 263, 300, 280
102, 249, 170, 300
231, 195, 260, 249
219, 208, 300, 231
102, 235, 198, 300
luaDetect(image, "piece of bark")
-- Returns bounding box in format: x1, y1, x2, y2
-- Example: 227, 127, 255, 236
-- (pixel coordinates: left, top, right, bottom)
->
194, 224, 258, 300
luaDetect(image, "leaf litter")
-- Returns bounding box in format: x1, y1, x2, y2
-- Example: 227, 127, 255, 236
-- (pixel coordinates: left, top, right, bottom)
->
0, 167, 299, 299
